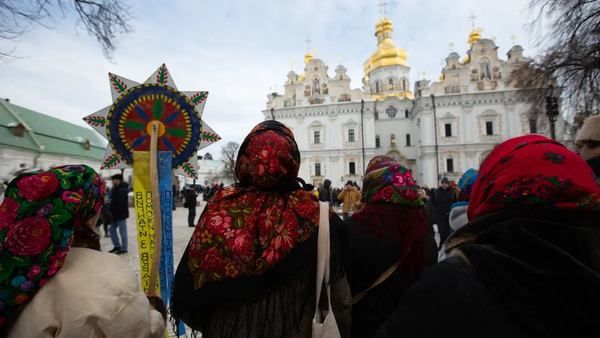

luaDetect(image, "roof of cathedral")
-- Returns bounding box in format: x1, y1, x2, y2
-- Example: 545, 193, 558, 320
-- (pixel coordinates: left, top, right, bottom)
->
363, 17, 409, 75
0, 99, 106, 160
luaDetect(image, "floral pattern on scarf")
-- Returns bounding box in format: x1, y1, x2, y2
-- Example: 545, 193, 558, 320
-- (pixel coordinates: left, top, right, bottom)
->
468, 135, 600, 220
0, 165, 104, 328
361, 156, 423, 207
188, 121, 319, 289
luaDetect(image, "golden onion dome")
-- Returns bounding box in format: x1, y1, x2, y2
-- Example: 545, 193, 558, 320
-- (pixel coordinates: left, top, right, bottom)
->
468, 28, 482, 45
304, 50, 313, 64
363, 17, 408, 75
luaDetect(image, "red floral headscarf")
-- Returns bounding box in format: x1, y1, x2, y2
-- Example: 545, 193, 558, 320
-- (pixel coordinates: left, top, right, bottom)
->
0, 165, 104, 329
187, 121, 319, 289
468, 135, 600, 220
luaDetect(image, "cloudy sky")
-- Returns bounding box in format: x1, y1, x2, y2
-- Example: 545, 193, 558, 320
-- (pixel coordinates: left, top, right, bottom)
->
0, 0, 540, 156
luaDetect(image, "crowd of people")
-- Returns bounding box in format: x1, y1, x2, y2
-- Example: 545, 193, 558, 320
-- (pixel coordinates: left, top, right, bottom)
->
0, 116, 597, 337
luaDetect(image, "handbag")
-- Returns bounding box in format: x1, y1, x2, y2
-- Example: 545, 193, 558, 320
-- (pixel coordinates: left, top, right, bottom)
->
351, 247, 412, 305
312, 202, 341, 338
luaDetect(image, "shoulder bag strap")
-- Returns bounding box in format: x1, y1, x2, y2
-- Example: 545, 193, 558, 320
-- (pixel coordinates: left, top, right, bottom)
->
352, 247, 412, 305
314, 201, 331, 322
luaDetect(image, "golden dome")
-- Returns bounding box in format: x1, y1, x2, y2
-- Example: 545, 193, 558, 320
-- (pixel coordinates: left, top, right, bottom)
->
363, 18, 408, 75
304, 50, 313, 64
468, 28, 482, 45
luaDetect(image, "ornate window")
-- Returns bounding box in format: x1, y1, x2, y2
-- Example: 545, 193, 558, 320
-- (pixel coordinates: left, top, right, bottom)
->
386, 106, 397, 118
446, 158, 455, 173
315, 163, 322, 177
444, 123, 453, 137
375, 135, 380, 148
480, 59, 491, 80
314, 130, 321, 144
388, 78, 394, 90
348, 129, 355, 143
529, 118, 538, 133
349, 162, 356, 175
485, 121, 494, 135
375, 81, 382, 94
312, 77, 321, 95
402, 78, 407, 91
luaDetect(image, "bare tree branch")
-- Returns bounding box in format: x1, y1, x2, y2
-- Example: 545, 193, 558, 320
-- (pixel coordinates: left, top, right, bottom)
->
0, 0, 132, 59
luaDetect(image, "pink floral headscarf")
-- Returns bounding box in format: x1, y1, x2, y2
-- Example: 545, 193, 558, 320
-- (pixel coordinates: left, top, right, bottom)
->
0, 165, 104, 330
361, 156, 423, 207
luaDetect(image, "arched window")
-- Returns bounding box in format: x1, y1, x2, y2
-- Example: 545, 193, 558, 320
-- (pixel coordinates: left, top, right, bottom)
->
388, 78, 394, 90
375, 135, 381, 148
312, 77, 321, 95
402, 78, 407, 91
480, 59, 491, 80
386, 106, 397, 118
375, 81, 382, 93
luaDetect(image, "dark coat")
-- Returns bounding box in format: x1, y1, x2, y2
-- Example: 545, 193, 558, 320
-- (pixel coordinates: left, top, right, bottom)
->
110, 183, 129, 221
344, 216, 437, 338
430, 187, 455, 243
184, 189, 197, 209
374, 256, 525, 338
172, 214, 352, 338
318, 179, 332, 203
376, 209, 600, 338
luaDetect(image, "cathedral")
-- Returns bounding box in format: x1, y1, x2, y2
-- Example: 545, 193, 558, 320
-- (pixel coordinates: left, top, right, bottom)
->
262, 16, 569, 188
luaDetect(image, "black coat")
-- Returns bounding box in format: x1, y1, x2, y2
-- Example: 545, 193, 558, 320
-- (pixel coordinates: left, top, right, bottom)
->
110, 183, 129, 220
430, 188, 455, 243
184, 189, 197, 209
374, 256, 525, 338
376, 209, 600, 338
344, 215, 437, 338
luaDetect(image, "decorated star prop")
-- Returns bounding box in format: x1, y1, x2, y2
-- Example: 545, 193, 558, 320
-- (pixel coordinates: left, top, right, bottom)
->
84, 64, 221, 178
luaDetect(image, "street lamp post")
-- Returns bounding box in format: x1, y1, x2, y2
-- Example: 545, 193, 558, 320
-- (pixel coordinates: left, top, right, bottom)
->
546, 87, 559, 140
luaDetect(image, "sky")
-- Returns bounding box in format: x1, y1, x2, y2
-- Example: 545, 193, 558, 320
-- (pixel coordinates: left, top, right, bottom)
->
0, 0, 541, 157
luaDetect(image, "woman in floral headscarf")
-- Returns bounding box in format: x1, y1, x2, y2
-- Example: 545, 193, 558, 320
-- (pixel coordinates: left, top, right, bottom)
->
0, 165, 165, 338
376, 135, 600, 338
172, 121, 351, 338
344, 156, 436, 338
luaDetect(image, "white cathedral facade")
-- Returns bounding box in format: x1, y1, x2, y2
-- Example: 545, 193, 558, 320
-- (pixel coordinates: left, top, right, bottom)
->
263, 17, 569, 188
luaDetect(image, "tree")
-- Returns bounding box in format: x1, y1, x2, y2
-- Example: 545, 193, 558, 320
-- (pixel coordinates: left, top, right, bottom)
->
221, 142, 239, 183
0, 0, 133, 58
510, 0, 600, 131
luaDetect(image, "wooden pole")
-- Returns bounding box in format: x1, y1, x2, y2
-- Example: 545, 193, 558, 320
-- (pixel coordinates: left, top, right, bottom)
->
147, 122, 163, 297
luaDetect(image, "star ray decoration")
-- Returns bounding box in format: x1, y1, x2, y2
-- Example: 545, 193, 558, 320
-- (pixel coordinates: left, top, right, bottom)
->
83, 63, 220, 179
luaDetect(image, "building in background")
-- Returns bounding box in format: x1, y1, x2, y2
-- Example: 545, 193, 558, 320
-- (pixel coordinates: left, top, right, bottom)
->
0, 98, 111, 181
264, 16, 570, 187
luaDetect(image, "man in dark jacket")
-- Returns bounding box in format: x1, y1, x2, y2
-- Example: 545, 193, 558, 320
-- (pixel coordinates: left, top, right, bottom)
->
575, 115, 600, 180
318, 179, 332, 203
430, 177, 455, 246
109, 174, 129, 254
184, 187, 198, 227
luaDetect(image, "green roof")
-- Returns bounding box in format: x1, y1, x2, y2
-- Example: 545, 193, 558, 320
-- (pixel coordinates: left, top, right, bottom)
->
0, 99, 106, 160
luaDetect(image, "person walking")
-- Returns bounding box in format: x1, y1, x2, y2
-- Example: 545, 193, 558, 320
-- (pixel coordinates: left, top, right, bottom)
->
109, 174, 129, 254
184, 186, 198, 227
575, 114, 600, 179
345, 156, 437, 338
338, 181, 361, 220
318, 179, 333, 203
430, 177, 455, 245
171, 121, 351, 338
375, 135, 600, 338
0, 165, 165, 337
